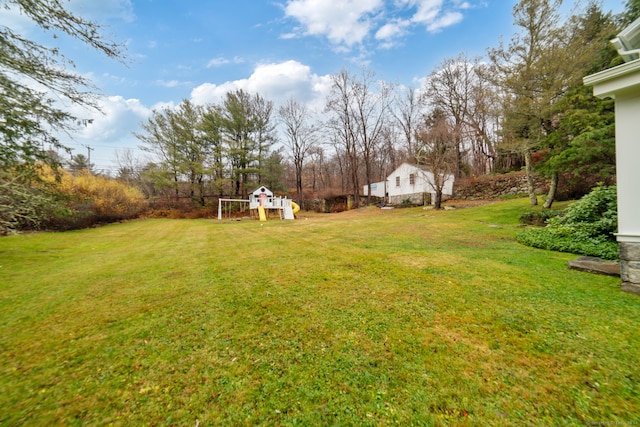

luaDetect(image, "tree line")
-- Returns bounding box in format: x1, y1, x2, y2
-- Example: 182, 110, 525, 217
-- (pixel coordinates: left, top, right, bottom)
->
2, 0, 639, 232
127, 0, 638, 209
132, 91, 281, 204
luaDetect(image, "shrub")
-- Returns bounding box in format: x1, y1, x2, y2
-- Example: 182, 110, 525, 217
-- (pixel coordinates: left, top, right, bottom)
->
39, 167, 147, 230
517, 185, 619, 260
517, 228, 619, 260
0, 169, 64, 234
519, 210, 564, 226
67, 171, 147, 222
546, 184, 617, 241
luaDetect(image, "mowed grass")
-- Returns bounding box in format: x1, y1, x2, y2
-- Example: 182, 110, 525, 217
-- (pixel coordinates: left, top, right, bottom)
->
1, 199, 639, 426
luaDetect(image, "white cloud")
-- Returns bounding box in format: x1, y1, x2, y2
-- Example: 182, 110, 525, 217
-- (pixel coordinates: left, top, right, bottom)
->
191, 60, 331, 112
190, 83, 225, 105
151, 101, 177, 112
284, 0, 474, 49
375, 19, 410, 41
155, 79, 191, 88
54, 95, 151, 171
206, 56, 244, 68
284, 0, 384, 47
71, 96, 149, 142
370, 3, 412, 48
407, 0, 443, 25
207, 57, 230, 68
454, 1, 473, 9
426, 11, 463, 32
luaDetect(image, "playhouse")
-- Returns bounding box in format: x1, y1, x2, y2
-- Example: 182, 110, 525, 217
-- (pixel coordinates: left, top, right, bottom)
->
217, 186, 299, 221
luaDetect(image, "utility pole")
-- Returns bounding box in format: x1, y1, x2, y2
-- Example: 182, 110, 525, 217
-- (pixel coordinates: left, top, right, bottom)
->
83, 144, 94, 172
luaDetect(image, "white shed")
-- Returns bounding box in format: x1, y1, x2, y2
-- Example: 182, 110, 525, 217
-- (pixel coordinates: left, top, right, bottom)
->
362, 181, 387, 198
363, 163, 455, 205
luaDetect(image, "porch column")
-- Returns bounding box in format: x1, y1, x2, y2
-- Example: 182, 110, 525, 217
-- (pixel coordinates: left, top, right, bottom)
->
585, 58, 640, 295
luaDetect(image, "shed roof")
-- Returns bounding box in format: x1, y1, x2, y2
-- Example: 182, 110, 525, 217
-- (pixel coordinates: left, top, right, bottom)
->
251, 186, 273, 197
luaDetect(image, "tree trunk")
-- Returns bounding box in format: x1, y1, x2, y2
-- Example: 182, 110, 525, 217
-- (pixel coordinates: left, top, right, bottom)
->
434, 192, 442, 210
350, 151, 360, 208
365, 164, 372, 206
543, 171, 558, 209
524, 149, 538, 206
455, 136, 462, 179
296, 164, 303, 205
197, 176, 205, 207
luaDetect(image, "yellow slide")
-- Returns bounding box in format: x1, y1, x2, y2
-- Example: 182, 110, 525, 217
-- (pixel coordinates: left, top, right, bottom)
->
258, 205, 267, 221
291, 202, 300, 215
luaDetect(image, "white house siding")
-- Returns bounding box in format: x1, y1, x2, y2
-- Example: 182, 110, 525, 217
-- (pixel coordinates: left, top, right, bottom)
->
362, 181, 387, 198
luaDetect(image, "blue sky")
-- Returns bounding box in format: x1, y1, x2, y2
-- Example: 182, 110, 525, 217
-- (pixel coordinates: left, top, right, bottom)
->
4, 0, 627, 172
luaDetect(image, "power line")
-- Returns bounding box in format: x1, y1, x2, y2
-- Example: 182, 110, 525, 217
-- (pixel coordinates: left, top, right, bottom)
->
64, 142, 147, 151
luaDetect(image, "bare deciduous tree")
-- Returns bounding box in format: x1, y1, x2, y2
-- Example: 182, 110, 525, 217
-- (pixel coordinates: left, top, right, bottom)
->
425, 53, 475, 179
325, 69, 361, 206
392, 85, 425, 162
279, 99, 317, 205
416, 109, 458, 209
351, 69, 392, 204
465, 62, 500, 176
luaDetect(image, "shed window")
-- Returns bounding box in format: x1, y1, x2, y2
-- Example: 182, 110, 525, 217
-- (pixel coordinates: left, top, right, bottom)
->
409, 173, 415, 185
395, 176, 400, 187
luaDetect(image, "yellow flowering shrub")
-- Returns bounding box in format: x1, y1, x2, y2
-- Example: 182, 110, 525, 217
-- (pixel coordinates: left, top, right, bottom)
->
39, 166, 147, 228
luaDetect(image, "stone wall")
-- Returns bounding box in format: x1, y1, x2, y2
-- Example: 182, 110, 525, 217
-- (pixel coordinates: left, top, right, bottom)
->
454, 171, 547, 200
388, 192, 431, 205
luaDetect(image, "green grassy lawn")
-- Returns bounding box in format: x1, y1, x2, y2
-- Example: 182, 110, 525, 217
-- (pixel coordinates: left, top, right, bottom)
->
1, 199, 638, 426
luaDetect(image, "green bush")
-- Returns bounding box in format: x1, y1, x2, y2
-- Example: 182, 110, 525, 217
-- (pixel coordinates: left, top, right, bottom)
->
548, 184, 617, 238
519, 209, 564, 226
517, 229, 619, 259
517, 185, 619, 260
